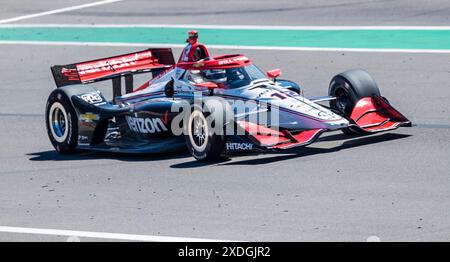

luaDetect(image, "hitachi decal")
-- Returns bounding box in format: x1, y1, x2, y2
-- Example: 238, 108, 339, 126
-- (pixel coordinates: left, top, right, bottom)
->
226, 143, 253, 151
126, 116, 168, 134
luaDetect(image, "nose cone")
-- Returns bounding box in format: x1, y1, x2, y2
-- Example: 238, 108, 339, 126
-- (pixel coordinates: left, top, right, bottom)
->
275, 98, 350, 130
277, 114, 349, 130
321, 118, 350, 130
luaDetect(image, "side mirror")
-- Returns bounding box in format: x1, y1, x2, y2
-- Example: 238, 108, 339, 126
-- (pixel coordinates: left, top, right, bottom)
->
194, 82, 219, 90
266, 68, 282, 81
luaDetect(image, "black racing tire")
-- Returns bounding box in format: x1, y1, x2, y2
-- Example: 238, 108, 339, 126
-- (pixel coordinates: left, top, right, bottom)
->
328, 69, 381, 135
45, 89, 78, 153
185, 105, 225, 162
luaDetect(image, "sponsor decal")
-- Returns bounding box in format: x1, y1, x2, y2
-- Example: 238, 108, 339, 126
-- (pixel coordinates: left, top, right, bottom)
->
78, 135, 89, 143
270, 92, 287, 100
77, 51, 153, 75
226, 143, 254, 151
218, 56, 249, 65
61, 67, 79, 81
79, 112, 99, 122
255, 89, 271, 98
80, 121, 95, 128
79, 92, 104, 104
282, 89, 299, 97
176, 90, 195, 95
126, 116, 168, 134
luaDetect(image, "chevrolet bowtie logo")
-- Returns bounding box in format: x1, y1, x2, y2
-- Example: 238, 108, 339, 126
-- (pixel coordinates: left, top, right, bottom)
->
80, 112, 100, 122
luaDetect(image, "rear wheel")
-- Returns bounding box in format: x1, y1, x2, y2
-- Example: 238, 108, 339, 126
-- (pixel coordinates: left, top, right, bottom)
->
45, 90, 78, 153
185, 107, 225, 162
328, 69, 381, 134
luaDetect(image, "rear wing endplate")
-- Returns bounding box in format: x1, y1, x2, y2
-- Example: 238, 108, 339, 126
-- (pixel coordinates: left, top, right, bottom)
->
51, 48, 175, 97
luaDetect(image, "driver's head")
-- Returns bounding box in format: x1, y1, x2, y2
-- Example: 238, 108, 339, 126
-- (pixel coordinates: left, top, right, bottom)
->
228, 68, 245, 81
186, 30, 198, 44
202, 69, 227, 83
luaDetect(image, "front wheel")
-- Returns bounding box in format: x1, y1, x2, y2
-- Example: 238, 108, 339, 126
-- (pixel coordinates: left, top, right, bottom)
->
45, 90, 78, 153
185, 108, 225, 162
329, 69, 381, 135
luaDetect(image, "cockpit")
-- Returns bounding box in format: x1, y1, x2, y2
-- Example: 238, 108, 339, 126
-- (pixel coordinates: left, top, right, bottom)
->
185, 64, 267, 89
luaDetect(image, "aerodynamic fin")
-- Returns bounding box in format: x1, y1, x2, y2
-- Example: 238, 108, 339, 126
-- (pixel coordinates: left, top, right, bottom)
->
348, 96, 411, 133
238, 121, 324, 149
51, 48, 175, 88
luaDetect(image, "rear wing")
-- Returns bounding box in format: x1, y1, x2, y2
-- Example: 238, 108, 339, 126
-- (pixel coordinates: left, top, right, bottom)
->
51, 48, 175, 96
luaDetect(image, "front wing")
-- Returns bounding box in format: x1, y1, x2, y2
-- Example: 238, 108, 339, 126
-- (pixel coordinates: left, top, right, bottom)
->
223, 95, 411, 153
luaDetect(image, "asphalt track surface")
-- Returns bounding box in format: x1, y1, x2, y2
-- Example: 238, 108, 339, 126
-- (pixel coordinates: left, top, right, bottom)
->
0, 0, 450, 241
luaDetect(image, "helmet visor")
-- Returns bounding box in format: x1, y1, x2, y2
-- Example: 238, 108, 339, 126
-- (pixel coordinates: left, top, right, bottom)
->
203, 69, 227, 83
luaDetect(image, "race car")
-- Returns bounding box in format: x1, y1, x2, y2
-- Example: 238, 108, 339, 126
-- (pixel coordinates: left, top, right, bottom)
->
46, 48, 411, 162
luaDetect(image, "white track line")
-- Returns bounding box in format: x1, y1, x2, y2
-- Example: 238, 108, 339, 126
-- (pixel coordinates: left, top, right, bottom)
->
0, 0, 125, 24
0, 226, 235, 242
1, 23, 450, 30
0, 40, 449, 54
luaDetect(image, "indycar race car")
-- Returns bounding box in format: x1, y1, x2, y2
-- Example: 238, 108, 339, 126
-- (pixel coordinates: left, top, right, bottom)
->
46, 48, 411, 161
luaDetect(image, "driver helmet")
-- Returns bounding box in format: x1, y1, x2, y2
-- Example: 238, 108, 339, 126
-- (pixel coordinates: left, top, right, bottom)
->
186, 30, 198, 43
228, 68, 245, 81
202, 69, 227, 83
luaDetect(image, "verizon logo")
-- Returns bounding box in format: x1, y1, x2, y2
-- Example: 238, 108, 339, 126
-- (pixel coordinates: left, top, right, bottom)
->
126, 116, 168, 134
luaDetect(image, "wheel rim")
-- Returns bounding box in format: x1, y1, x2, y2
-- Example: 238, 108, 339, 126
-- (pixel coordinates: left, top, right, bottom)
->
335, 87, 352, 114
49, 102, 69, 143
188, 110, 209, 152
